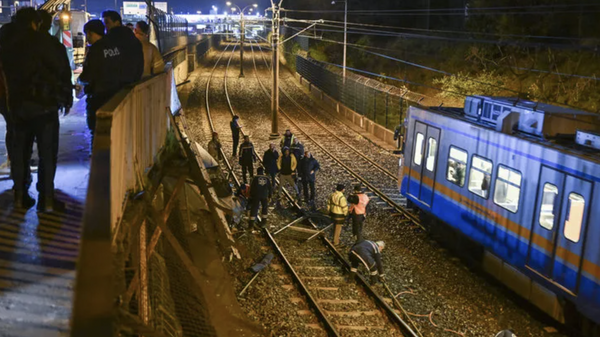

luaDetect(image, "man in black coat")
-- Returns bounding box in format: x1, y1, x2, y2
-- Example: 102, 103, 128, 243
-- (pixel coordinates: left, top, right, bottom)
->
1, 8, 72, 211
238, 135, 256, 184
249, 167, 272, 230
349, 240, 386, 284
298, 151, 319, 207
230, 115, 241, 156
262, 143, 278, 189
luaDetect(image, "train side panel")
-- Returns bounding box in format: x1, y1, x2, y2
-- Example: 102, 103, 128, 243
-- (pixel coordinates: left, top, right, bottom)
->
400, 106, 600, 324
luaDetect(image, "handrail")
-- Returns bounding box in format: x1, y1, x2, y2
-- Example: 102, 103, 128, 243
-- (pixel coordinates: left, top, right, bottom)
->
71, 66, 175, 337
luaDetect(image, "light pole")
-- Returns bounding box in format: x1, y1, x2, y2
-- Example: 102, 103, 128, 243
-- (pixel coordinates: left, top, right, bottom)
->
268, 1, 282, 139
227, 2, 258, 78
332, 0, 347, 83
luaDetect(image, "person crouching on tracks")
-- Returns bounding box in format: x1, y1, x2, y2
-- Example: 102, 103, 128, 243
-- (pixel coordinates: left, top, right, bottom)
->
276, 146, 300, 206
348, 185, 370, 243
239, 135, 256, 184
207, 132, 223, 161
327, 184, 348, 246
349, 240, 385, 284
249, 167, 272, 230
262, 143, 279, 189
299, 151, 319, 209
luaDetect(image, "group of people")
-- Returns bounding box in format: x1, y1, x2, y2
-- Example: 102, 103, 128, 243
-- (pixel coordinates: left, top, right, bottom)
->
0, 8, 164, 212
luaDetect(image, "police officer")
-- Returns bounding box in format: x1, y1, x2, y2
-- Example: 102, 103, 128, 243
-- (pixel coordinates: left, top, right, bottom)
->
298, 151, 319, 208
262, 143, 278, 189
277, 146, 299, 204
207, 132, 222, 161
279, 128, 295, 150
1, 8, 72, 211
101, 11, 143, 81
348, 185, 370, 243
230, 115, 241, 156
249, 167, 272, 230
327, 183, 348, 246
238, 135, 256, 184
349, 240, 385, 284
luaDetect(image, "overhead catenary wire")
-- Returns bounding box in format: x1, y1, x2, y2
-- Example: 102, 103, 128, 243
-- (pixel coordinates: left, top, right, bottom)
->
284, 25, 594, 111
282, 22, 600, 81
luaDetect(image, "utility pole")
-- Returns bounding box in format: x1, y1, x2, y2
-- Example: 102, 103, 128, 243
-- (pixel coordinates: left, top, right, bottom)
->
240, 11, 245, 77
269, 1, 282, 139
332, 1, 347, 83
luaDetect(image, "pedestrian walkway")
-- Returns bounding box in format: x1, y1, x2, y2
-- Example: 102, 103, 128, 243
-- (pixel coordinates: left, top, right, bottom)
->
0, 97, 90, 336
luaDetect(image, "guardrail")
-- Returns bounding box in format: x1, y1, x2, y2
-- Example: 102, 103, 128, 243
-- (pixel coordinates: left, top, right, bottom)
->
71, 66, 175, 337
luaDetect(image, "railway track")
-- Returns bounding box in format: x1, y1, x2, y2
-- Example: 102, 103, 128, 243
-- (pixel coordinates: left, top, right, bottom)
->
248, 42, 421, 229
199, 43, 419, 336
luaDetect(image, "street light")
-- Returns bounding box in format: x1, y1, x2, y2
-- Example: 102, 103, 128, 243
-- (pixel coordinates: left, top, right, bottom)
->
332, 0, 347, 83
226, 2, 258, 78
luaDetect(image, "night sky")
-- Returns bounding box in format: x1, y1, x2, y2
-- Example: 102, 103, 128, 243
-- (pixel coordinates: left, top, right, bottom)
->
76, 0, 273, 16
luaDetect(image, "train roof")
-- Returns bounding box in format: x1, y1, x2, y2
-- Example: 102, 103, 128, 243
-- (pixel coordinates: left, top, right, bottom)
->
470, 96, 594, 117
418, 104, 600, 165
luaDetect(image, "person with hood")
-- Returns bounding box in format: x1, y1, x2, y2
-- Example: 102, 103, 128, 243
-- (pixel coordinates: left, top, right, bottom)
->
276, 146, 299, 204
1, 8, 72, 211
298, 150, 319, 208
279, 128, 295, 150
262, 143, 279, 189
230, 115, 241, 156
348, 185, 370, 243
238, 135, 256, 184
207, 132, 222, 161
349, 240, 385, 284
134, 21, 165, 78
327, 183, 348, 246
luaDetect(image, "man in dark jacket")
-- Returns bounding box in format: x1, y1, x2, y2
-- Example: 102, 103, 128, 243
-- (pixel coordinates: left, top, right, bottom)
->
290, 137, 304, 163
262, 143, 278, 189
298, 151, 319, 207
249, 167, 272, 230
276, 146, 299, 204
1, 8, 72, 211
349, 240, 385, 284
101, 11, 143, 84
238, 135, 256, 184
230, 115, 241, 156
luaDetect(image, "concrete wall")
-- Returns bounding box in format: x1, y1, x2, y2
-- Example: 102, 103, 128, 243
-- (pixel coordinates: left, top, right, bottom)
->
296, 73, 397, 147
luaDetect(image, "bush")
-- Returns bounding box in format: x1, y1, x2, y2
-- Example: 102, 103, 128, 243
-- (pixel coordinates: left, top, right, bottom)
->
433, 70, 511, 100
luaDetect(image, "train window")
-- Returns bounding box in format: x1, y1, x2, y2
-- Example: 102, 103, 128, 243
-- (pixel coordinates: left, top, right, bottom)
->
492, 105, 502, 120
468, 156, 493, 198
483, 103, 491, 119
539, 183, 558, 230
413, 133, 425, 165
493, 166, 522, 213
563, 193, 585, 243
425, 138, 437, 172
446, 146, 467, 187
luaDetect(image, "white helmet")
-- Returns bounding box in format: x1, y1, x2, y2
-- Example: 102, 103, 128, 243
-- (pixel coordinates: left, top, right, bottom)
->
376, 241, 385, 251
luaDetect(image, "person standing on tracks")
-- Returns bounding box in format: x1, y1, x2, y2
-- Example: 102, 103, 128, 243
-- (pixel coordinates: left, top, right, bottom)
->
239, 135, 256, 184
262, 143, 279, 189
133, 21, 165, 78
230, 115, 242, 156
276, 146, 299, 206
349, 240, 385, 284
348, 185, 370, 243
298, 151, 319, 209
327, 183, 348, 246
279, 128, 295, 150
249, 167, 272, 230
207, 132, 222, 161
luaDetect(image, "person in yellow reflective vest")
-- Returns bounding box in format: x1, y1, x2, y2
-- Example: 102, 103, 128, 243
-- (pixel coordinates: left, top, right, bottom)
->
327, 183, 348, 246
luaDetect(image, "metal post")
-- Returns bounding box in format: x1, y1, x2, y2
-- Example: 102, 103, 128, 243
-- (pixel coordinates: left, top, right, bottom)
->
342, 0, 347, 84
269, 5, 280, 139
239, 12, 245, 78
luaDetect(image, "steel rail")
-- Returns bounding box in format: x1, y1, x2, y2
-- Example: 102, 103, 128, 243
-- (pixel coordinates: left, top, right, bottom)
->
206, 42, 341, 337
250, 42, 420, 337
250, 42, 422, 229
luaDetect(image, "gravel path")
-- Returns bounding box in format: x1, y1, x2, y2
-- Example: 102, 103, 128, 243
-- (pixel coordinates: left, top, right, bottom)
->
181, 45, 565, 337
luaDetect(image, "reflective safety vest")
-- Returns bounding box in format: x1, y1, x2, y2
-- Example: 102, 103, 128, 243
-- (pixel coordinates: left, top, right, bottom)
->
327, 191, 348, 216
349, 193, 369, 215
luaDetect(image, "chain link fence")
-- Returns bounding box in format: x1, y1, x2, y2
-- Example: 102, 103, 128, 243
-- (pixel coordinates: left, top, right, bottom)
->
296, 55, 434, 131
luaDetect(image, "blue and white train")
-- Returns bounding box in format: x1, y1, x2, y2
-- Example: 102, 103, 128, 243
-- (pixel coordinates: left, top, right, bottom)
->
400, 96, 600, 333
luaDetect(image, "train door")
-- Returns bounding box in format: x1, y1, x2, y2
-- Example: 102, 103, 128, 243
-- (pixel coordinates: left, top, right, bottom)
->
408, 121, 440, 206
527, 166, 592, 294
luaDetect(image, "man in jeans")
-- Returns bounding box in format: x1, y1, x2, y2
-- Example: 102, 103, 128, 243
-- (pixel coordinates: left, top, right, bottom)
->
348, 185, 370, 243
327, 183, 348, 246
276, 146, 299, 206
